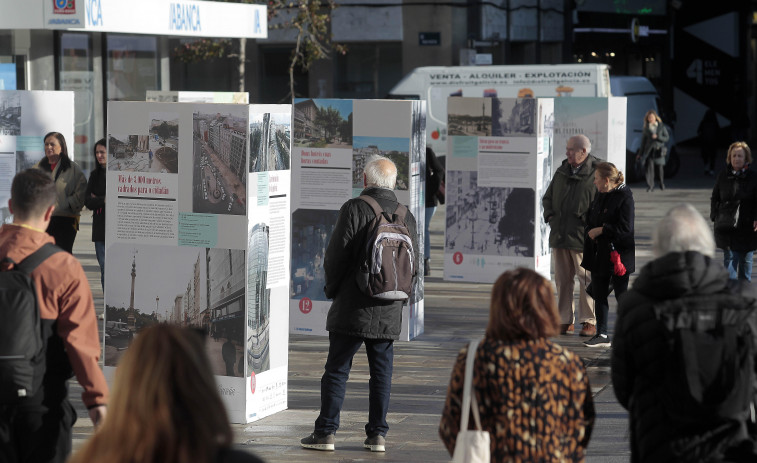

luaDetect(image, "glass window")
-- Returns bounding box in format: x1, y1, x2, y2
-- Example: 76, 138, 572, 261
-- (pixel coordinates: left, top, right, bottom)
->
59, 32, 96, 171
334, 43, 402, 99
0, 31, 16, 90
107, 34, 159, 102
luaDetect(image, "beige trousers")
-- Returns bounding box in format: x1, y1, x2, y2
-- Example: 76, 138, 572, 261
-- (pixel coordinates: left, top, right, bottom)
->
552, 248, 596, 325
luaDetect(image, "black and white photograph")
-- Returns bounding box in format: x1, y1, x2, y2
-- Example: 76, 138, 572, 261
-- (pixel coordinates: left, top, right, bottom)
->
492, 98, 537, 137
448, 97, 491, 137
193, 109, 247, 215
247, 222, 271, 376
352, 136, 410, 190
250, 112, 291, 172
290, 208, 339, 302
16, 150, 41, 171
293, 98, 353, 148
538, 154, 553, 256
410, 101, 426, 164
445, 171, 535, 257
0, 95, 21, 136
104, 244, 246, 377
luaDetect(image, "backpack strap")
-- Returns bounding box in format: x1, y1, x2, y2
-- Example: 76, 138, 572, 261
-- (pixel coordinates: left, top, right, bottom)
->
358, 195, 408, 222
14, 243, 63, 275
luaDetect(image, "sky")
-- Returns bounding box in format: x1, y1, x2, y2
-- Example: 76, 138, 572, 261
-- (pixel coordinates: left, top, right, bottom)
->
105, 243, 207, 318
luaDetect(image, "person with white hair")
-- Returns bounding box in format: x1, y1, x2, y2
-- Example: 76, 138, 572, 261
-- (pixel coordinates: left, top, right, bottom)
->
300, 155, 418, 453
612, 203, 757, 462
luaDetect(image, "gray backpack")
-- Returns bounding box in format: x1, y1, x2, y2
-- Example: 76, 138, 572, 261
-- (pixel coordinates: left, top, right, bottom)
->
356, 195, 414, 301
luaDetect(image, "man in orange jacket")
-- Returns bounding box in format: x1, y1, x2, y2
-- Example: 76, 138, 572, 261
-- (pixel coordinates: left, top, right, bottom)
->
0, 169, 108, 463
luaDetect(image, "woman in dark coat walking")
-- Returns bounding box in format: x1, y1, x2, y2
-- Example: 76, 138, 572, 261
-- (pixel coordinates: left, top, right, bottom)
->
709, 141, 757, 281
581, 162, 635, 348
85, 138, 107, 290
637, 109, 669, 192
424, 147, 444, 276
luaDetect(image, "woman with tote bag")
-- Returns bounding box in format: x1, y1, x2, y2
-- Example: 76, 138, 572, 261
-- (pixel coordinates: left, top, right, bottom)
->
439, 269, 595, 462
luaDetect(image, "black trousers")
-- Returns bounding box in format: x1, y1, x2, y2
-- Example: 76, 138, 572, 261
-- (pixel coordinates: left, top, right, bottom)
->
45, 217, 78, 254
0, 397, 76, 463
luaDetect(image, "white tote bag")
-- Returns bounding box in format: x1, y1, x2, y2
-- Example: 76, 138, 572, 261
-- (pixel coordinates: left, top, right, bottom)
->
451, 339, 491, 463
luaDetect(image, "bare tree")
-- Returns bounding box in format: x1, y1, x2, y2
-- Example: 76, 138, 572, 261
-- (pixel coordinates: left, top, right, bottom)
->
171, 0, 345, 100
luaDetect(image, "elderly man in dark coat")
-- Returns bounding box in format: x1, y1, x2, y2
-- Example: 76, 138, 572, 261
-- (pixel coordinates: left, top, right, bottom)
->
300, 155, 418, 454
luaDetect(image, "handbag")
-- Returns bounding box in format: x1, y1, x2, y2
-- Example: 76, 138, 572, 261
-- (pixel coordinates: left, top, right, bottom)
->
435, 179, 446, 205
451, 339, 490, 463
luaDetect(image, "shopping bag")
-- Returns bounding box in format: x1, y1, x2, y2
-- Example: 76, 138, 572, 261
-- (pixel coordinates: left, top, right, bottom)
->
451, 339, 490, 463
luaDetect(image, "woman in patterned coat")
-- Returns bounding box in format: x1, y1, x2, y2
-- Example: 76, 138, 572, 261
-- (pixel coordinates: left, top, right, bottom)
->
439, 268, 595, 462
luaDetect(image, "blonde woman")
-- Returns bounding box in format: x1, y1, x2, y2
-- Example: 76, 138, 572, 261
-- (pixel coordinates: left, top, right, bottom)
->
637, 110, 669, 192
69, 325, 264, 463
710, 141, 757, 281
581, 162, 635, 347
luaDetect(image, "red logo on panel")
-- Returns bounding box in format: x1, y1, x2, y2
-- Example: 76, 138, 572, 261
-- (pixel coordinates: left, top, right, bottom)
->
453, 252, 463, 265
250, 371, 256, 394
299, 297, 313, 314
53, 0, 76, 14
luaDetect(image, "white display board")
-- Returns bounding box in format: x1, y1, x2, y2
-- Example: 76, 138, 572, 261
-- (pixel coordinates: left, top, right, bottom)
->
553, 97, 627, 174
104, 101, 290, 423
289, 98, 425, 341
146, 91, 249, 104
444, 97, 554, 282
0, 90, 74, 222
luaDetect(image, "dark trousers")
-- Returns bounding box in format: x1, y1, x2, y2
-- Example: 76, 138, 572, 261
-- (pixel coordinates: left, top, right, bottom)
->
45, 217, 78, 254
591, 272, 629, 336
645, 159, 665, 190
315, 332, 394, 437
0, 397, 76, 463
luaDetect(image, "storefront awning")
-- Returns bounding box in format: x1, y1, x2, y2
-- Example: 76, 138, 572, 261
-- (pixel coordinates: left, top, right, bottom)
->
0, 0, 267, 39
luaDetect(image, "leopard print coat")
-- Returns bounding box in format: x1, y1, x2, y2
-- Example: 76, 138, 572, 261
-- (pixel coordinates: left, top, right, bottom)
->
439, 336, 595, 462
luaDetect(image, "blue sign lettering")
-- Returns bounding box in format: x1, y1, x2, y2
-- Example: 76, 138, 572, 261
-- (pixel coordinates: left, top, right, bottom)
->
170, 3, 202, 32
86, 0, 103, 26
254, 10, 261, 35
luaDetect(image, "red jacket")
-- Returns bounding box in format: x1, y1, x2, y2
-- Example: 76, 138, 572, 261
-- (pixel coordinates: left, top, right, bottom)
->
0, 224, 108, 408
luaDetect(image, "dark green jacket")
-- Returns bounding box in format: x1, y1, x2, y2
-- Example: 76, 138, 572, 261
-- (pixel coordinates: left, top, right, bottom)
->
542, 155, 599, 251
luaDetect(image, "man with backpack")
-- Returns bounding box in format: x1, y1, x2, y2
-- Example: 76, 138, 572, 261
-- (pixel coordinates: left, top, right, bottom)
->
300, 155, 418, 453
612, 203, 757, 462
0, 169, 108, 463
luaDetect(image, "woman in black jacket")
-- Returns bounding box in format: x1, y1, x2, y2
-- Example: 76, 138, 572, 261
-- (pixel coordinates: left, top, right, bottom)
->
709, 141, 757, 281
424, 147, 444, 276
581, 162, 635, 348
85, 138, 107, 290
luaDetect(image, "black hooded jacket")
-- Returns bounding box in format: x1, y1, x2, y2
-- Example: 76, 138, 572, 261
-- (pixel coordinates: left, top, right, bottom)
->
612, 251, 757, 462
324, 187, 418, 340
581, 183, 635, 276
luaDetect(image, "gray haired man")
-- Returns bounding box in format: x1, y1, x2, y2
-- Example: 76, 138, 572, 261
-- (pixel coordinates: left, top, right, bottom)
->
300, 155, 418, 453
612, 204, 757, 461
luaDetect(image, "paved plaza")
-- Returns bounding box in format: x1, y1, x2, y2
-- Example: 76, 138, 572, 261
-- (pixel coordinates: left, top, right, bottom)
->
70, 146, 718, 462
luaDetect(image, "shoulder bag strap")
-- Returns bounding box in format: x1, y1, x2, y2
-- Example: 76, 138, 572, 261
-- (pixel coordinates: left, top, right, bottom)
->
358, 195, 384, 219
16, 243, 63, 275
460, 339, 482, 432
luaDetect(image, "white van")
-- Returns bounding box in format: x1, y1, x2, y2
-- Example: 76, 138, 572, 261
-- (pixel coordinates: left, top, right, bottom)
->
609, 76, 679, 181
387, 64, 612, 157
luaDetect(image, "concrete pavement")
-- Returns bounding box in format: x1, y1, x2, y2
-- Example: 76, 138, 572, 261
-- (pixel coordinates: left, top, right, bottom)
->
68, 144, 718, 462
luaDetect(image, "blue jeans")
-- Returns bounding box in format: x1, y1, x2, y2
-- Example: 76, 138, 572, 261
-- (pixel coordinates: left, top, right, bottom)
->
94, 241, 105, 290
314, 332, 394, 437
424, 206, 436, 259
723, 249, 753, 281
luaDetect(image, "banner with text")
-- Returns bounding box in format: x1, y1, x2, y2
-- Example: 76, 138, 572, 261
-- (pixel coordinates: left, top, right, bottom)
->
104, 101, 290, 423
290, 98, 426, 341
